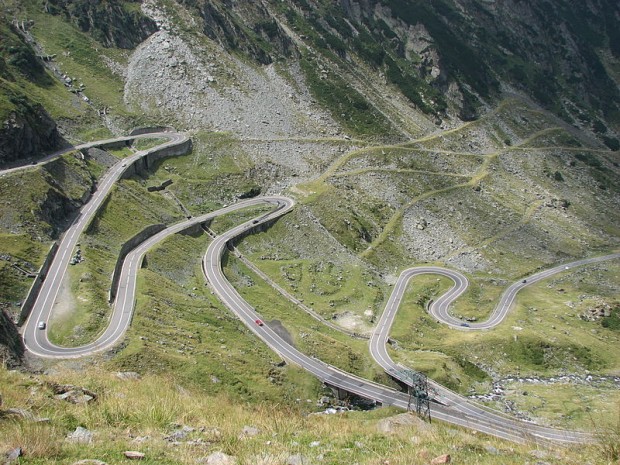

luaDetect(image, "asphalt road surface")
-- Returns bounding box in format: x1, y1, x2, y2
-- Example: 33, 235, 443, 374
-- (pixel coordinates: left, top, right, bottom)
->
17, 133, 619, 444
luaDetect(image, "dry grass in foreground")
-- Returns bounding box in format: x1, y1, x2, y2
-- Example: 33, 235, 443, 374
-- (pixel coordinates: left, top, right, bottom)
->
0, 366, 618, 464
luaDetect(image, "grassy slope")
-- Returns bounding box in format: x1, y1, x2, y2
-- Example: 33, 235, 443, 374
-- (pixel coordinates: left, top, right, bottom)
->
3, 367, 619, 465
1, 108, 617, 441
387, 262, 620, 429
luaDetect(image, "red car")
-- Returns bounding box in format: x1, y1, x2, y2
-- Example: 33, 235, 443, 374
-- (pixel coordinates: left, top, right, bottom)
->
255, 319, 264, 326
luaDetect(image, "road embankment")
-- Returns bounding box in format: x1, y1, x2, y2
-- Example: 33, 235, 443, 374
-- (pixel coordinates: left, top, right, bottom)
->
108, 224, 167, 303
18, 242, 59, 326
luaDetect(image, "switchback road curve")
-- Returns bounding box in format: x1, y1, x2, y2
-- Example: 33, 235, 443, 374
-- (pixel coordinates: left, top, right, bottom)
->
369, 258, 619, 445
205, 208, 610, 444
18, 133, 616, 444
21, 131, 190, 356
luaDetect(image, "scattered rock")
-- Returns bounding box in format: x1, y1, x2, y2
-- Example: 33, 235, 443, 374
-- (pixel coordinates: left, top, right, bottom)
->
50, 384, 97, 404
286, 453, 309, 465
123, 451, 145, 460
485, 445, 499, 455
116, 372, 141, 381
239, 425, 260, 438
199, 451, 236, 465
377, 413, 430, 434
55, 390, 95, 404
530, 449, 547, 459
580, 300, 613, 321
309, 441, 320, 448
430, 453, 451, 464
4, 447, 22, 463
2, 408, 49, 422
67, 426, 93, 444
166, 425, 195, 441
201, 426, 222, 440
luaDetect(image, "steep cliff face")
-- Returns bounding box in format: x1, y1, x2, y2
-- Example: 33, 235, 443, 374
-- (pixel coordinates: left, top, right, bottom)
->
0, 20, 63, 165
180, 0, 297, 64
3, 0, 618, 151
0, 309, 24, 368
46, 0, 158, 49
302, 0, 619, 130
163, 0, 618, 136
0, 93, 60, 165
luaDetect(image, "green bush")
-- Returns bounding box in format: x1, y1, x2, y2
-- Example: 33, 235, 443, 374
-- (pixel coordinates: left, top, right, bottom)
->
602, 308, 620, 331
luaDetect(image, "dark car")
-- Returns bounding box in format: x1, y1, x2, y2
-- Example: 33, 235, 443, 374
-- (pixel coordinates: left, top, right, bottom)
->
460, 323, 470, 327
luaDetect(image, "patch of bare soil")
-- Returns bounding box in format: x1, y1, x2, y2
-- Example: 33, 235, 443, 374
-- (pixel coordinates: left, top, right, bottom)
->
51, 274, 76, 323
266, 319, 295, 347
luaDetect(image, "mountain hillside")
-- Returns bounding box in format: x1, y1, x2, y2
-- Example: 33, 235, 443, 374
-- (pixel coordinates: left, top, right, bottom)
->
0, 1, 619, 462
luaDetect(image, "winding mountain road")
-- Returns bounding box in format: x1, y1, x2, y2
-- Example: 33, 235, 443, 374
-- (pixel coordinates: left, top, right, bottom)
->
15, 132, 619, 444
369, 258, 619, 444
20, 131, 189, 356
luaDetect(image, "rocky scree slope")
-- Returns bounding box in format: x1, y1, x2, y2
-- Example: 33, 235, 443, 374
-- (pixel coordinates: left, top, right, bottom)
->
3, 0, 619, 161
137, 0, 620, 141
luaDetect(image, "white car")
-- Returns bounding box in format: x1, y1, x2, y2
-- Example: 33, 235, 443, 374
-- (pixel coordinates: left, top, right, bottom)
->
38, 321, 46, 330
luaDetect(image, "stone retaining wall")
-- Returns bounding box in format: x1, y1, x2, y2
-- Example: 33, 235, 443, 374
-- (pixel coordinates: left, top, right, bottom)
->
18, 242, 59, 326
109, 224, 166, 303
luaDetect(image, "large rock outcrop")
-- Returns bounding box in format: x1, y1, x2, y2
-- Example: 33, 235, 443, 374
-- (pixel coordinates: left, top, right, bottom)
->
46, 0, 158, 49
0, 103, 61, 165
0, 309, 24, 368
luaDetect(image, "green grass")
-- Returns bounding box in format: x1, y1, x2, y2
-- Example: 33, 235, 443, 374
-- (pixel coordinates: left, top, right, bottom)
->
383, 261, 620, 415
25, 6, 127, 114
223, 255, 389, 384
247, 257, 384, 326
107, 146, 134, 158
145, 131, 259, 215
0, 234, 49, 317
110, 227, 323, 404
208, 205, 274, 235
6, 1, 163, 142
385, 274, 493, 394
132, 138, 169, 151
299, 54, 399, 140
0, 152, 99, 239
75, 126, 115, 143
502, 383, 620, 430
